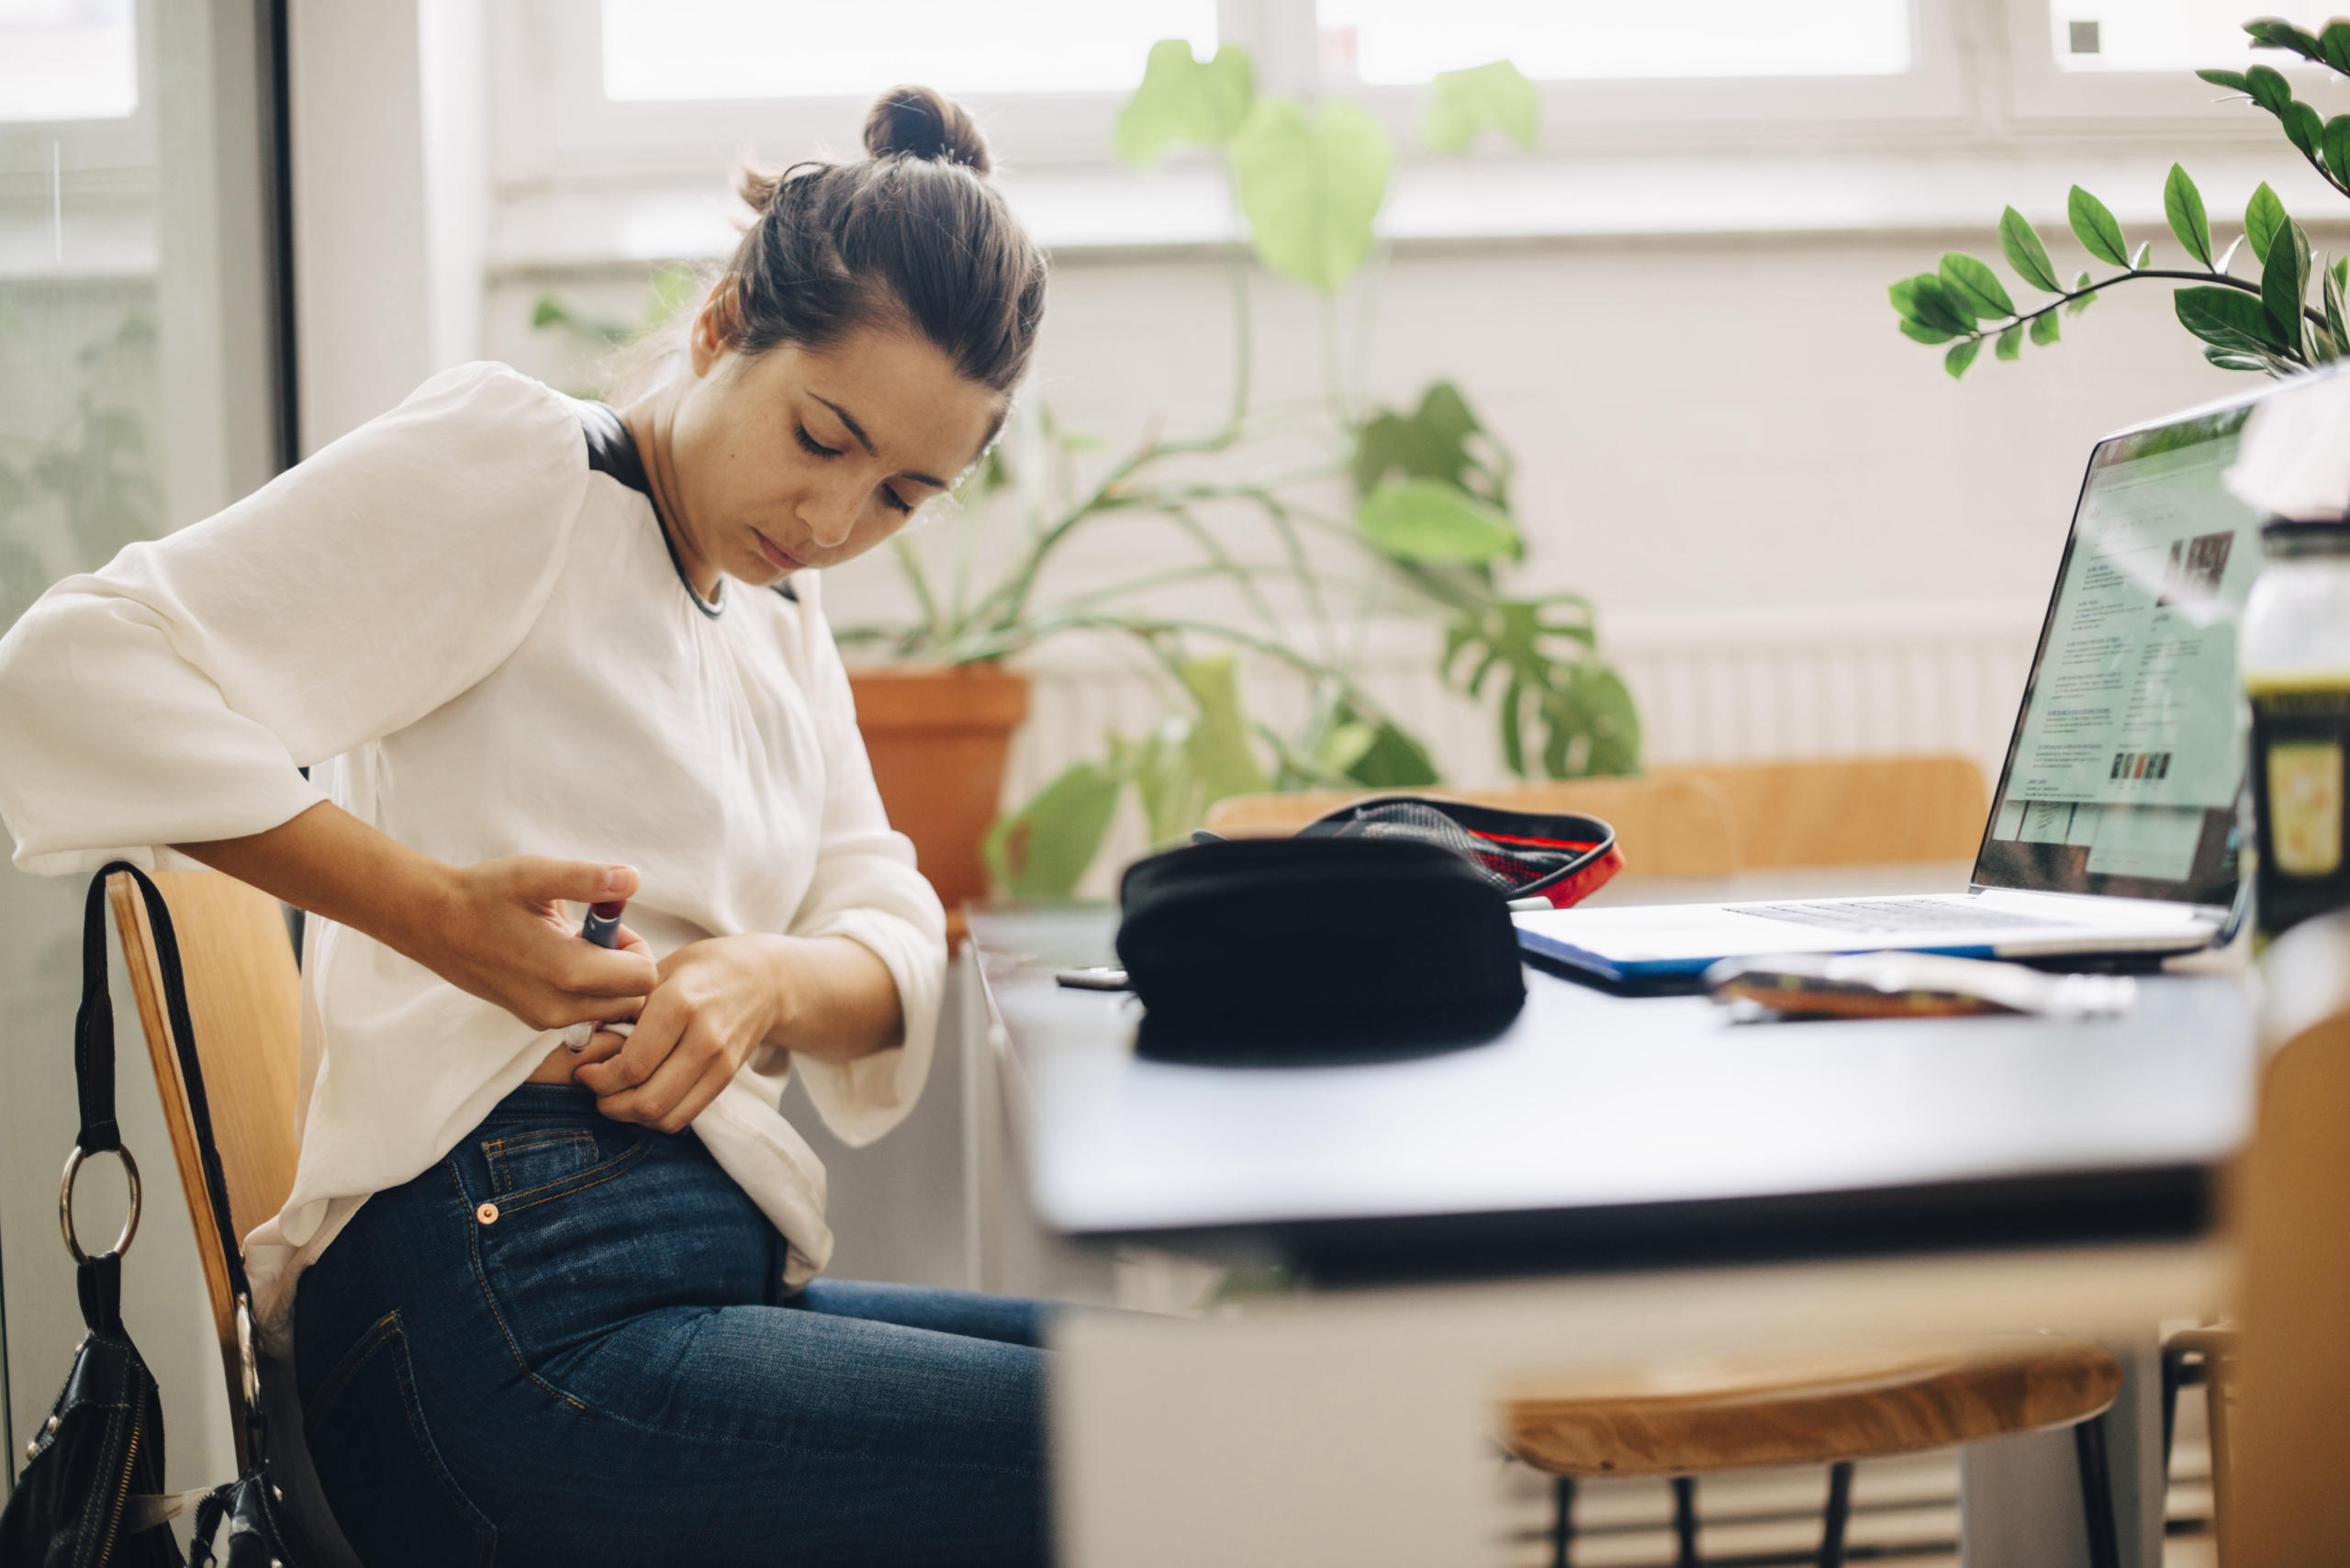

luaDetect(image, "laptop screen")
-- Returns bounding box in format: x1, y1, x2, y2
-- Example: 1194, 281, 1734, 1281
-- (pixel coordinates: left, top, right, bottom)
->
1974, 399, 2265, 907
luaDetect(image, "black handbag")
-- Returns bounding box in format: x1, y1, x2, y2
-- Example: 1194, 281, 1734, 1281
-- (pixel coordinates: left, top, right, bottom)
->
1115, 796, 1619, 1060
1, 864, 318, 1567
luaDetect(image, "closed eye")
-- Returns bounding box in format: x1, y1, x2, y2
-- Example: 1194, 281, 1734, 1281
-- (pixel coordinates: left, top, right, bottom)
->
795, 423, 840, 459
882, 487, 913, 514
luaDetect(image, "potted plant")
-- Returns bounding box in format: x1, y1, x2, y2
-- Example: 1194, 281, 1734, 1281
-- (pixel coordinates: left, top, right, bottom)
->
1888, 18, 2350, 380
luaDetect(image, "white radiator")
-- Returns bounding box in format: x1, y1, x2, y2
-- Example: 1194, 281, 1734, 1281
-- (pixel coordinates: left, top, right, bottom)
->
1000, 598, 2047, 896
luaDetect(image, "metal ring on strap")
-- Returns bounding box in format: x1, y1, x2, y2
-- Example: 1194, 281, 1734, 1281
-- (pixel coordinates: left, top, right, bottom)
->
60, 1144, 140, 1264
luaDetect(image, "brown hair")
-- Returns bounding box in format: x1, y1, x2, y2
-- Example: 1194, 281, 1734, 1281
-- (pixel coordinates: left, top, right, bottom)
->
718, 86, 1047, 396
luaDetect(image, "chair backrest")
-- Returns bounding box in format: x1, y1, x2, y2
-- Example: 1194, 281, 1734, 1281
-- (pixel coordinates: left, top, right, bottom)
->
1647, 756, 1989, 868
2228, 913, 2350, 1565
107, 868, 302, 1450
1201, 776, 1740, 879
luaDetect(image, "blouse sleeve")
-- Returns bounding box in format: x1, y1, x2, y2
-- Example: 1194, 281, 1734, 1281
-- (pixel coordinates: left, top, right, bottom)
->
0, 363, 589, 876
778, 572, 949, 1148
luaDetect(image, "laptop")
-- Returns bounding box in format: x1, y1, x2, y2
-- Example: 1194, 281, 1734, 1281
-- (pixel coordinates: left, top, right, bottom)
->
1516, 386, 2269, 984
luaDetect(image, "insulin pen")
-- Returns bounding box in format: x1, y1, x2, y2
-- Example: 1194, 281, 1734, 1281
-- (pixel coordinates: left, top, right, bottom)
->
565, 900, 632, 1054
580, 900, 626, 948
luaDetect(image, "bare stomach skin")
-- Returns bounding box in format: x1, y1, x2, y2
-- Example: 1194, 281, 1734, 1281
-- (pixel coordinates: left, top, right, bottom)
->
525, 1041, 586, 1084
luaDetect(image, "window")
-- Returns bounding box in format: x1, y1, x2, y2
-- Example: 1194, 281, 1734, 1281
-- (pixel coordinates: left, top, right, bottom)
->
0, 0, 137, 122
599, 0, 1215, 103
1318, 0, 1911, 85
2050, 1, 2335, 73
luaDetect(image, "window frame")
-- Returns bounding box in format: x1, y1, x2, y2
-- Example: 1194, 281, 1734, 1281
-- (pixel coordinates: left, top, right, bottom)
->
2002, 0, 2344, 130
493, 0, 1974, 194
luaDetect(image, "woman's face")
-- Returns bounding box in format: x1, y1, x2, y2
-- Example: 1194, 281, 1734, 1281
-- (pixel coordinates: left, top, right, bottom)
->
663, 305, 1002, 589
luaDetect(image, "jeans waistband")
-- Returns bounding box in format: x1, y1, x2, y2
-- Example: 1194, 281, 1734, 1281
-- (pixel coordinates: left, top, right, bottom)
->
479, 1082, 606, 1126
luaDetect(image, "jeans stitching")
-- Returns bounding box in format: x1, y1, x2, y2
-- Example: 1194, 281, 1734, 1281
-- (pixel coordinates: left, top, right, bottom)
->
482, 1129, 596, 1197
305, 1306, 498, 1567
450, 1160, 592, 1414
490, 1136, 653, 1212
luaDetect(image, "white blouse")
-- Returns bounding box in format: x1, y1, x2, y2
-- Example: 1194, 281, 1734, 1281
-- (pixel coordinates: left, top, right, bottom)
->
0, 362, 946, 1335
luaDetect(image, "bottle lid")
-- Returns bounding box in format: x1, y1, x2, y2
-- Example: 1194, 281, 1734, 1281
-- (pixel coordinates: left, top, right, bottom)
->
2261, 516, 2350, 555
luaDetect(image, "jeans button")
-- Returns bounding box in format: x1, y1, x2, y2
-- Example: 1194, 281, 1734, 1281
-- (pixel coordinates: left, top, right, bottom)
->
476, 1202, 499, 1226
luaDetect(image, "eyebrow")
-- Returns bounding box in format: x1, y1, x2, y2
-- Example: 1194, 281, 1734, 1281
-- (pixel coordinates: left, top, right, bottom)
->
811, 394, 948, 490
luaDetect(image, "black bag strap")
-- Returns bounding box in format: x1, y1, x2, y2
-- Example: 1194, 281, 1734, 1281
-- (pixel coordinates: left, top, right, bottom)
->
76, 862, 255, 1309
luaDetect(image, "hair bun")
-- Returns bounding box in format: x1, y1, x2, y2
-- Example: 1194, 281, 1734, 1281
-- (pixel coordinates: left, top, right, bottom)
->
864, 85, 991, 176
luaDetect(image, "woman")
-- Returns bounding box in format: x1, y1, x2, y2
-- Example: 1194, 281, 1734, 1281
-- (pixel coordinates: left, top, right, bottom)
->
0, 88, 1051, 1567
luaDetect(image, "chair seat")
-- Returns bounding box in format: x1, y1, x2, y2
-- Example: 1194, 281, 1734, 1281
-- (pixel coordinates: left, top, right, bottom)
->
1500, 1336, 2121, 1478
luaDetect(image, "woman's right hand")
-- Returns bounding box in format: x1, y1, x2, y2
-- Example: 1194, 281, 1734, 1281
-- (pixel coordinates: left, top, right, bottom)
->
405, 857, 659, 1031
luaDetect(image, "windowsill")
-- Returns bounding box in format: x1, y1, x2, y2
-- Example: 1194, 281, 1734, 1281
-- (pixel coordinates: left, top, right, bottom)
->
487, 140, 2350, 279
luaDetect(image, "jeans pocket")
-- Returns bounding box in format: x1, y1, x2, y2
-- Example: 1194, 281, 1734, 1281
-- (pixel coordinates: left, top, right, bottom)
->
481, 1127, 598, 1198
304, 1310, 497, 1568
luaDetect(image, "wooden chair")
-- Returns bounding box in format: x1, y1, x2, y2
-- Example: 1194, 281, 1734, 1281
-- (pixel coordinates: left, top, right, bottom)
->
1499, 1337, 2124, 1568
1202, 755, 1990, 881
107, 868, 303, 1469
1203, 776, 1741, 878
1648, 756, 1989, 868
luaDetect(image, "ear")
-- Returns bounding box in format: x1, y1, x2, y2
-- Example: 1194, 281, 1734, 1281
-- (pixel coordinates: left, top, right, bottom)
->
688, 278, 744, 378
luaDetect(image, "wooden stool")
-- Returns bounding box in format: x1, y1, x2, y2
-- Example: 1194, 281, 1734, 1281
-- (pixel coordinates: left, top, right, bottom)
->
1498, 1336, 2124, 1568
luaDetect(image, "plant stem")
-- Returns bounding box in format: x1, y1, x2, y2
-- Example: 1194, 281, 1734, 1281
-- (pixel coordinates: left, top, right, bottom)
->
1953, 264, 2325, 349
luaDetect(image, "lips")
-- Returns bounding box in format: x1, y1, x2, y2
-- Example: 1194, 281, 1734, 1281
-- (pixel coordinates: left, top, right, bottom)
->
752, 530, 807, 574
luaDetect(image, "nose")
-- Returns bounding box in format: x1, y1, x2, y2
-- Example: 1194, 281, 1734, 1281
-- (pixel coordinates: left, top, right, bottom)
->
800, 478, 861, 549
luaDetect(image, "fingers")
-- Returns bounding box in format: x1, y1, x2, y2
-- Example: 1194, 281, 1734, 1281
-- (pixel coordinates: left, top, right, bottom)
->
555, 943, 660, 998
504, 857, 640, 908
571, 1028, 631, 1067
595, 1019, 733, 1134
575, 989, 687, 1098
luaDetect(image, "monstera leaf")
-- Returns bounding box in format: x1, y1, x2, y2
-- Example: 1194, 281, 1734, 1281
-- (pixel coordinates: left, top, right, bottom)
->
1358, 479, 1520, 565
1351, 381, 1512, 510
1228, 96, 1391, 293
1116, 39, 1255, 165
982, 759, 1124, 900
1423, 61, 1538, 152
1447, 596, 1640, 778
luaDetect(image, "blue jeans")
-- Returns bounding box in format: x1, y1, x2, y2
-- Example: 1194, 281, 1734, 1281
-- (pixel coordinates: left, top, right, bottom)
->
294, 1085, 1051, 1568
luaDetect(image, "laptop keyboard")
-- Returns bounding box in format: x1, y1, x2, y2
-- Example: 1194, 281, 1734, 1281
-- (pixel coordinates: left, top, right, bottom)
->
1728, 897, 2069, 935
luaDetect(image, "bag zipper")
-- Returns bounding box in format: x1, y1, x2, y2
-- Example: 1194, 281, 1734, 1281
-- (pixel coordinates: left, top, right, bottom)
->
96, 1379, 144, 1566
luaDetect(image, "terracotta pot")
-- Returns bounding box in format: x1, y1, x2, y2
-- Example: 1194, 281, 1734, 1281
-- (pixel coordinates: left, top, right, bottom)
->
847, 664, 1031, 941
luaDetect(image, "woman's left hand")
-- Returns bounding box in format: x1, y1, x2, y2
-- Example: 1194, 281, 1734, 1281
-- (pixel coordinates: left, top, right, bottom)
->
573, 935, 786, 1133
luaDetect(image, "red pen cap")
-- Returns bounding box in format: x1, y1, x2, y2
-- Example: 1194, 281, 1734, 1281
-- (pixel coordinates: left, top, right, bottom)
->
588, 901, 627, 920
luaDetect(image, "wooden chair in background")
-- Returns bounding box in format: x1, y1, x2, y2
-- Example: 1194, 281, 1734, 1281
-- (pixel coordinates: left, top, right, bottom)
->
108, 868, 303, 1467
1500, 1338, 2124, 1568
1202, 755, 1989, 879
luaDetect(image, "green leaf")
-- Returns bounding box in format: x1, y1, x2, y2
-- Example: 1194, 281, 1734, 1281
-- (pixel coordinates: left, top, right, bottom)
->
2177, 285, 2291, 354
2198, 67, 2255, 93
2131, 240, 2152, 270
2326, 117, 2350, 186
2068, 186, 2130, 266
1899, 319, 1956, 345
2205, 345, 2275, 373
1996, 322, 2023, 360
1445, 598, 1635, 778
2323, 21, 2350, 73
1357, 477, 1521, 564
982, 760, 1124, 899
2000, 207, 2064, 293
2067, 271, 2098, 316
2245, 63, 2296, 115
2263, 218, 2311, 343
1343, 719, 1440, 788
1177, 654, 1270, 805
2217, 234, 2246, 274
2165, 164, 2214, 267
1422, 60, 1538, 152
1127, 718, 1202, 844
2247, 182, 2288, 265
2285, 98, 2325, 157
1945, 337, 1981, 378
1350, 381, 1510, 508
1115, 39, 1255, 165
1938, 252, 2016, 319
1892, 272, 1973, 331
2330, 258, 2350, 351
2031, 310, 2062, 346
1227, 96, 1392, 293
2247, 20, 2325, 63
